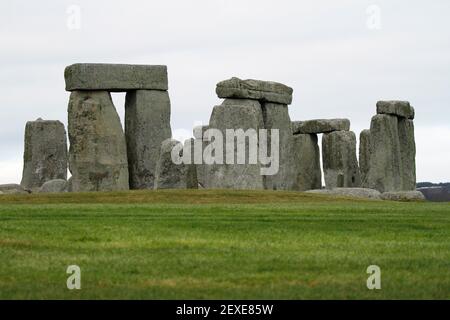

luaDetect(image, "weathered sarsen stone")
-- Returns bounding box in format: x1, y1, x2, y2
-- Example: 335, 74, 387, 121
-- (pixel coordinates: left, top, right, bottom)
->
364, 114, 402, 192
0, 184, 28, 194
38, 179, 68, 193
381, 191, 425, 201
20, 119, 68, 191
154, 139, 197, 189
292, 134, 322, 191
193, 125, 210, 188
398, 118, 416, 191
216, 77, 293, 104
322, 131, 361, 188
306, 188, 381, 200
376, 100, 415, 119
292, 119, 350, 134
125, 90, 172, 189
359, 129, 371, 185
68, 91, 129, 192
64, 64, 168, 91
207, 99, 265, 189
261, 102, 295, 190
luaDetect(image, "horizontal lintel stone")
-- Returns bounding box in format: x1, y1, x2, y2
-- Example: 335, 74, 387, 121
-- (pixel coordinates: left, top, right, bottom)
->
292, 118, 350, 134
376, 100, 415, 119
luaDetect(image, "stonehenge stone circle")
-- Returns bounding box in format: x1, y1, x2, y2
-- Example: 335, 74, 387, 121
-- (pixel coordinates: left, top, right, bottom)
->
376, 100, 415, 119
38, 179, 68, 193
20, 118, 68, 191
154, 139, 197, 189
125, 90, 172, 189
292, 133, 322, 191
216, 77, 293, 105
359, 129, 371, 185
68, 91, 129, 192
64, 64, 168, 91
292, 119, 350, 134
322, 131, 361, 188
261, 102, 296, 190
207, 99, 265, 189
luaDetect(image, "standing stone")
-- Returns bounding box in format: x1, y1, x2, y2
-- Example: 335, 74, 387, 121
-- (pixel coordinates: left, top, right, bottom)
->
364, 114, 402, 192
261, 102, 295, 190
154, 139, 197, 189
398, 118, 416, 191
193, 125, 210, 188
292, 134, 322, 191
20, 119, 68, 191
207, 99, 265, 189
68, 91, 129, 192
322, 131, 361, 188
125, 90, 171, 189
359, 129, 371, 186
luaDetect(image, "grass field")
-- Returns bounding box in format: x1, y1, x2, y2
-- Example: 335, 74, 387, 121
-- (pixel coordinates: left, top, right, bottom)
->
0, 189, 449, 299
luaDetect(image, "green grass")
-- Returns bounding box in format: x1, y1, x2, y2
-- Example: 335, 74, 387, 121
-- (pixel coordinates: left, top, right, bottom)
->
0, 189, 449, 299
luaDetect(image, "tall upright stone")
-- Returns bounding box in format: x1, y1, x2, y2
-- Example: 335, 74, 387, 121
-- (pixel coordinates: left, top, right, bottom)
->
261, 102, 295, 190
364, 114, 402, 192
20, 119, 68, 190
292, 133, 322, 191
193, 125, 210, 188
154, 139, 197, 189
398, 118, 416, 191
207, 99, 265, 189
359, 129, 371, 186
125, 90, 171, 189
68, 91, 129, 192
322, 131, 361, 188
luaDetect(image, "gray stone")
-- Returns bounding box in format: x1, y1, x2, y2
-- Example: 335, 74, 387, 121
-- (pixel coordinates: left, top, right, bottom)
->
364, 114, 402, 192
292, 119, 350, 134
216, 77, 293, 105
359, 129, 371, 186
398, 118, 416, 191
154, 139, 198, 189
38, 179, 68, 193
306, 188, 381, 200
381, 191, 425, 201
322, 131, 361, 188
376, 100, 415, 119
193, 125, 210, 188
64, 64, 168, 91
0, 184, 28, 194
292, 134, 322, 191
20, 119, 68, 191
125, 90, 172, 189
206, 99, 265, 189
68, 91, 129, 192
0, 191, 3, 195
261, 102, 296, 190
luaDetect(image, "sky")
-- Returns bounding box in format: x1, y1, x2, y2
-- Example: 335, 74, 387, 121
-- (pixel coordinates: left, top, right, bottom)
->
1, 0, 449, 184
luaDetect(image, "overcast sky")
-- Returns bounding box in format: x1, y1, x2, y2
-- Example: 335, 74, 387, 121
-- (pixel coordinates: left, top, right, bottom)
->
1, 0, 449, 184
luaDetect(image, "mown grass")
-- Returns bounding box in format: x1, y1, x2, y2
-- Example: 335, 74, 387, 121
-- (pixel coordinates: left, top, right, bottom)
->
0, 189, 449, 299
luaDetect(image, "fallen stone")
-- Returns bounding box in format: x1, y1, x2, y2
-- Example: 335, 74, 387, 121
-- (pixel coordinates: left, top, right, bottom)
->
154, 139, 198, 189
68, 91, 129, 192
261, 102, 296, 190
306, 188, 382, 200
292, 119, 350, 134
381, 191, 425, 201
364, 114, 402, 192
359, 129, 371, 185
292, 134, 322, 191
0, 184, 28, 195
376, 100, 415, 119
398, 118, 416, 191
206, 99, 265, 189
216, 77, 293, 104
322, 131, 361, 188
20, 118, 68, 191
64, 63, 168, 91
125, 90, 172, 189
38, 179, 68, 193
